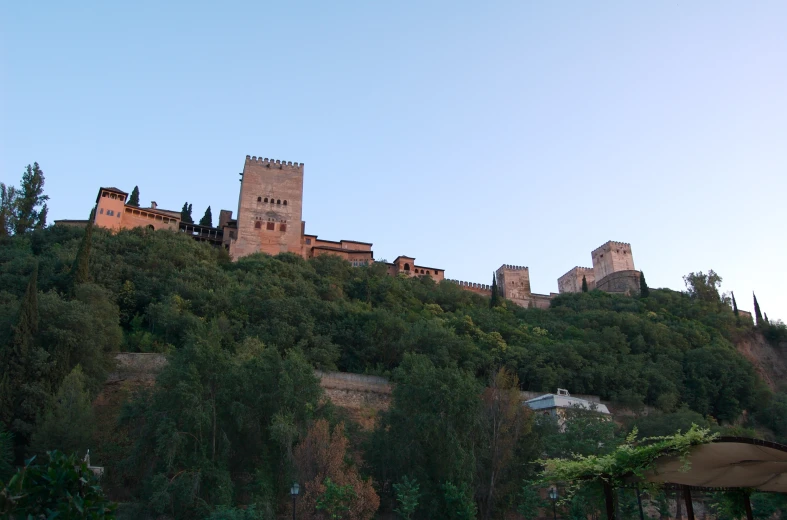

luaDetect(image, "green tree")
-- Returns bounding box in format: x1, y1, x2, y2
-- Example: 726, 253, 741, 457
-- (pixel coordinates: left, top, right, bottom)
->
393, 476, 420, 519
516, 483, 544, 519
71, 212, 94, 288
753, 292, 763, 327
316, 477, 357, 520
369, 354, 481, 518
200, 206, 213, 227
683, 270, 723, 302
581, 275, 588, 293
478, 368, 533, 520
30, 365, 95, 457
12, 162, 49, 235
639, 271, 649, 297
0, 425, 13, 482
181, 202, 194, 223
731, 291, 739, 318
490, 274, 500, 308
442, 481, 477, 520
0, 182, 16, 237
0, 450, 116, 518
128, 186, 140, 207
0, 263, 50, 457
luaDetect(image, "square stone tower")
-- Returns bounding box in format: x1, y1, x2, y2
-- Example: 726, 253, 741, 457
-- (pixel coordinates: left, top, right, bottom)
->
230, 156, 304, 259
591, 241, 635, 281
558, 266, 596, 293
495, 265, 532, 307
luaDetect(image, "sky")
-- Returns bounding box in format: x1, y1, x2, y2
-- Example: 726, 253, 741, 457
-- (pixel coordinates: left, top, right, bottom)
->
2, 1, 785, 320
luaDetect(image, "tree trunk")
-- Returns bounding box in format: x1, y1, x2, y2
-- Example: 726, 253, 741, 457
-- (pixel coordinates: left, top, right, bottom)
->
603, 482, 616, 520
744, 493, 754, 520
683, 486, 695, 520
211, 384, 217, 462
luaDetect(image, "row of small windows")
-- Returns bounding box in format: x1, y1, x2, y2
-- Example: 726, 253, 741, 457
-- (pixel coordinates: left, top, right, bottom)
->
255, 221, 287, 232
402, 264, 437, 275
123, 207, 176, 224
257, 197, 288, 206
99, 208, 121, 218
351, 260, 369, 267
101, 191, 123, 200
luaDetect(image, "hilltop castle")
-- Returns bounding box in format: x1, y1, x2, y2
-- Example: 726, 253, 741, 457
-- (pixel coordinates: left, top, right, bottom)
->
57, 154, 641, 307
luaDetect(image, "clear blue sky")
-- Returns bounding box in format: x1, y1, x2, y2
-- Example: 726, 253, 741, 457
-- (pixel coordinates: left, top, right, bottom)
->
2, 2, 785, 320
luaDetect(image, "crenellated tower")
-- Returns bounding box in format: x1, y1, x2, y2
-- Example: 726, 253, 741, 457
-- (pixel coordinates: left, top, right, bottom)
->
230, 156, 305, 259
495, 265, 532, 307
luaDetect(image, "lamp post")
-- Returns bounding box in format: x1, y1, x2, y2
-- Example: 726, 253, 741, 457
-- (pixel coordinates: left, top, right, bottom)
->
548, 487, 558, 520
290, 482, 300, 520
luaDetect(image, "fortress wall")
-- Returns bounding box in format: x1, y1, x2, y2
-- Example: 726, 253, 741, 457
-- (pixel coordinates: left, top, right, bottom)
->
531, 293, 553, 309
108, 355, 651, 417
595, 270, 641, 295
446, 279, 492, 296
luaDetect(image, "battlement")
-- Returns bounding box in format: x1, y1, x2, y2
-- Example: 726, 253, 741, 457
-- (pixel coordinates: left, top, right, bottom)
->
447, 279, 492, 291
497, 264, 528, 271
591, 240, 631, 256
245, 155, 304, 170
559, 266, 594, 279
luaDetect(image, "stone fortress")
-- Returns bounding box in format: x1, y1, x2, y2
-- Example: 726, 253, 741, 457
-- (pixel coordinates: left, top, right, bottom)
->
58, 154, 641, 307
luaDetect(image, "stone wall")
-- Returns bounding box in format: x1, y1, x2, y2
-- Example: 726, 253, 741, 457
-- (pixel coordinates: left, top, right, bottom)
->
108, 355, 654, 418
447, 279, 493, 296
108, 353, 168, 382
595, 270, 641, 295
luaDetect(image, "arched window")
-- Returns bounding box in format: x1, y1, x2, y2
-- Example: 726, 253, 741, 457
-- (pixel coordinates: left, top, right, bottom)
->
147, 225, 154, 231
257, 196, 262, 202
264, 197, 268, 202
283, 200, 287, 206
404, 263, 410, 271
276, 199, 281, 205
255, 221, 262, 229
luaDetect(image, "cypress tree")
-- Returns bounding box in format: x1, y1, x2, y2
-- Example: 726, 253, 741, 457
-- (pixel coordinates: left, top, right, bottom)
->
128, 186, 140, 207
181, 202, 194, 223
199, 206, 213, 227
731, 291, 739, 317
71, 209, 94, 289
0, 263, 46, 453
490, 274, 500, 308
753, 292, 763, 327
639, 271, 649, 298
764, 313, 770, 325
581, 275, 588, 293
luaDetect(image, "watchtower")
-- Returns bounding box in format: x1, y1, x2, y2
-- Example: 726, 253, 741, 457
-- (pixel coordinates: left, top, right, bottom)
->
495, 265, 532, 307
591, 241, 635, 281
230, 156, 304, 259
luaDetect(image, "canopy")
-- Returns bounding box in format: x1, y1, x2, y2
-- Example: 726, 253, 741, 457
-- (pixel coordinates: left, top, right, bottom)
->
645, 437, 787, 492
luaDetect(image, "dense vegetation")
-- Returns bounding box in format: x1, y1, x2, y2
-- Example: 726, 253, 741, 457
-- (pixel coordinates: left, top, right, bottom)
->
1, 202, 786, 517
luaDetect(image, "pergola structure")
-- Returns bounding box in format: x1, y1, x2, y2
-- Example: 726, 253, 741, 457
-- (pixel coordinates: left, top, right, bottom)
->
638, 436, 787, 520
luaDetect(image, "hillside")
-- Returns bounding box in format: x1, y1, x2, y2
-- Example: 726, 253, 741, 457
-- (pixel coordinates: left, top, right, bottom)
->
2, 225, 786, 518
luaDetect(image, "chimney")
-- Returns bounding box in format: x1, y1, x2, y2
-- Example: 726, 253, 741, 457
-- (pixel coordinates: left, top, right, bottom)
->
151, 201, 157, 209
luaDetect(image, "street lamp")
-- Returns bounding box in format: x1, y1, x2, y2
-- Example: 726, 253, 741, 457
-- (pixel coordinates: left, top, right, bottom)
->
290, 482, 300, 520
548, 487, 558, 520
